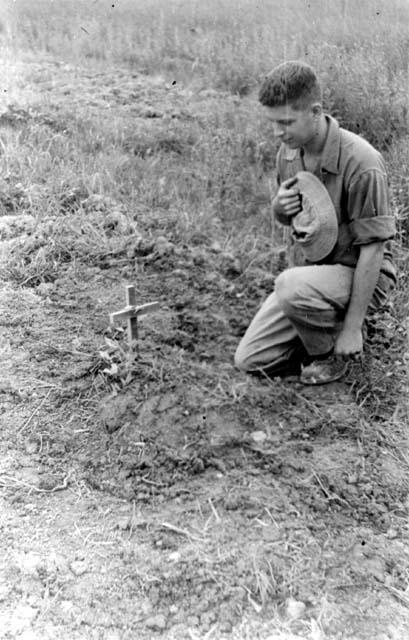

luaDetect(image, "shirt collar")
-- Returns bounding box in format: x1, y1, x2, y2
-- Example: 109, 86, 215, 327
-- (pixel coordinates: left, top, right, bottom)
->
320, 115, 341, 174
282, 114, 341, 174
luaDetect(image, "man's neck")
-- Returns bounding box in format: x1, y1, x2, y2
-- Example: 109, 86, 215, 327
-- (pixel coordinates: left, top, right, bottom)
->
302, 115, 329, 156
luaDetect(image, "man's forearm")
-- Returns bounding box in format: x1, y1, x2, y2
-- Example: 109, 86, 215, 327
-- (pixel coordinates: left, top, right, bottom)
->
343, 242, 385, 331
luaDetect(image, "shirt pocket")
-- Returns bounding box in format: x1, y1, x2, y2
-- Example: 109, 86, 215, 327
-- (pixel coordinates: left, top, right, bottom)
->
321, 172, 342, 223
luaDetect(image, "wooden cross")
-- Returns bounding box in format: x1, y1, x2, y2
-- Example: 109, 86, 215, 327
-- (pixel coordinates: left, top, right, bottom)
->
110, 285, 159, 349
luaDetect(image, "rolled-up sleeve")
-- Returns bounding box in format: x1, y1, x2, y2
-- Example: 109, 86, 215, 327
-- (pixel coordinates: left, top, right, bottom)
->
348, 169, 396, 245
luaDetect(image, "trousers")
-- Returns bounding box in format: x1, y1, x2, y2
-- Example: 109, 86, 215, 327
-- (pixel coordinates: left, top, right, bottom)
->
234, 264, 393, 377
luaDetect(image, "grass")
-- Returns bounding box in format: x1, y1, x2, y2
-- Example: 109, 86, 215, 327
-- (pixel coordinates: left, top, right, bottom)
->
1, 0, 408, 236
3, 0, 409, 148
1, 0, 407, 431
1, 0, 408, 422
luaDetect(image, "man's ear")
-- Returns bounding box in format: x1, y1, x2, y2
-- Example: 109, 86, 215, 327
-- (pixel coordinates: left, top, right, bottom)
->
311, 103, 323, 118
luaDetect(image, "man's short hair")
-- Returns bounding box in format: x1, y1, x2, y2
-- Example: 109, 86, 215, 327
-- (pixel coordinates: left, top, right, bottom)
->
259, 61, 322, 110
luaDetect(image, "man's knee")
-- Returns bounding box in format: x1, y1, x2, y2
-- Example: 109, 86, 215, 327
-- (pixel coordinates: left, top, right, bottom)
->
234, 340, 252, 372
275, 268, 305, 308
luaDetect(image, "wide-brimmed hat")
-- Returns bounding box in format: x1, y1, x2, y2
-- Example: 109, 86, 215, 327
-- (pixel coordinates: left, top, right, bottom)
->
291, 171, 338, 263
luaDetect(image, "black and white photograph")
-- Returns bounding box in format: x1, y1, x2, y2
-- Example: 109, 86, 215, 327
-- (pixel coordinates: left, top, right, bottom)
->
0, 1, 408, 638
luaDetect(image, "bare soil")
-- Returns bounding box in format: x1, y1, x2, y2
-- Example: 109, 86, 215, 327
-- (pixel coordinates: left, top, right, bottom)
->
1, 58, 409, 640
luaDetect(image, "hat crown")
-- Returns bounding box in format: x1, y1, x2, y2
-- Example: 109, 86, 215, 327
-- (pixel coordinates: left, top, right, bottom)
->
292, 196, 320, 236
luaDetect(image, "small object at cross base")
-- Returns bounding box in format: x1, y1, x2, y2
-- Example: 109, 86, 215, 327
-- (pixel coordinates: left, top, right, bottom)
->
109, 285, 159, 350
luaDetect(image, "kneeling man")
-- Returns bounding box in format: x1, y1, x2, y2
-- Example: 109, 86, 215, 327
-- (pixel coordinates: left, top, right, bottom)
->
235, 61, 396, 384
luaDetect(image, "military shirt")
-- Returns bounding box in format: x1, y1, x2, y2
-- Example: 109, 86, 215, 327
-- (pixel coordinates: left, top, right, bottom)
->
275, 115, 396, 283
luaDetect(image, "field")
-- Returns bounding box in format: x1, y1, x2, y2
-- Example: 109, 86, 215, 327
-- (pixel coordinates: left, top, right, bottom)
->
1, 0, 409, 638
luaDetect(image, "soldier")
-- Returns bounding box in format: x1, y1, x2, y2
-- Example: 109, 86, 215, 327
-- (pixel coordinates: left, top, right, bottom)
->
235, 61, 396, 384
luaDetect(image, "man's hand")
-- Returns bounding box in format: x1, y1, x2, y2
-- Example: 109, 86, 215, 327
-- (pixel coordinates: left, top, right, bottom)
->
335, 242, 385, 360
274, 176, 302, 221
334, 326, 363, 358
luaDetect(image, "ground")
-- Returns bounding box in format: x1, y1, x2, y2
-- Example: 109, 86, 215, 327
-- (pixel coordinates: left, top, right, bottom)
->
1, 56, 409, 640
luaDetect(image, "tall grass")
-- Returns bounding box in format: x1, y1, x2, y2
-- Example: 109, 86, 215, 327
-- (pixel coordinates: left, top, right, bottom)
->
4, 0, 409, 72
1, 0, 409, 259
2, 0, 409, 149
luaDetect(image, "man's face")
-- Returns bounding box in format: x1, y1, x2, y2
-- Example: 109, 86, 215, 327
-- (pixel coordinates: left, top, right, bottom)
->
264, 103, 318, 149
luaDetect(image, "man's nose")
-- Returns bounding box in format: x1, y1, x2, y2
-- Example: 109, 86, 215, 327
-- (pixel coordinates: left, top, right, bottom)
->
272, 124, 284, 138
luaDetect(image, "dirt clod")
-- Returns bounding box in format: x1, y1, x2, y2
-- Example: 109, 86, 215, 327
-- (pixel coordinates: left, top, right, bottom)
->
250, 430, 267, 444
145, 614, 167, 632
69, 560, 88, 576
286, 598, 307, 620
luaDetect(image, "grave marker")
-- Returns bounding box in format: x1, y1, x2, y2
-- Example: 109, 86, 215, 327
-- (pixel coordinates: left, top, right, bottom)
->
110, 284, 159, 350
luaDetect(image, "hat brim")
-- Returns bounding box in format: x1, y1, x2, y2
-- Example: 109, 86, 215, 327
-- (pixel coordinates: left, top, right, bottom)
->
292, 171, 338, 263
